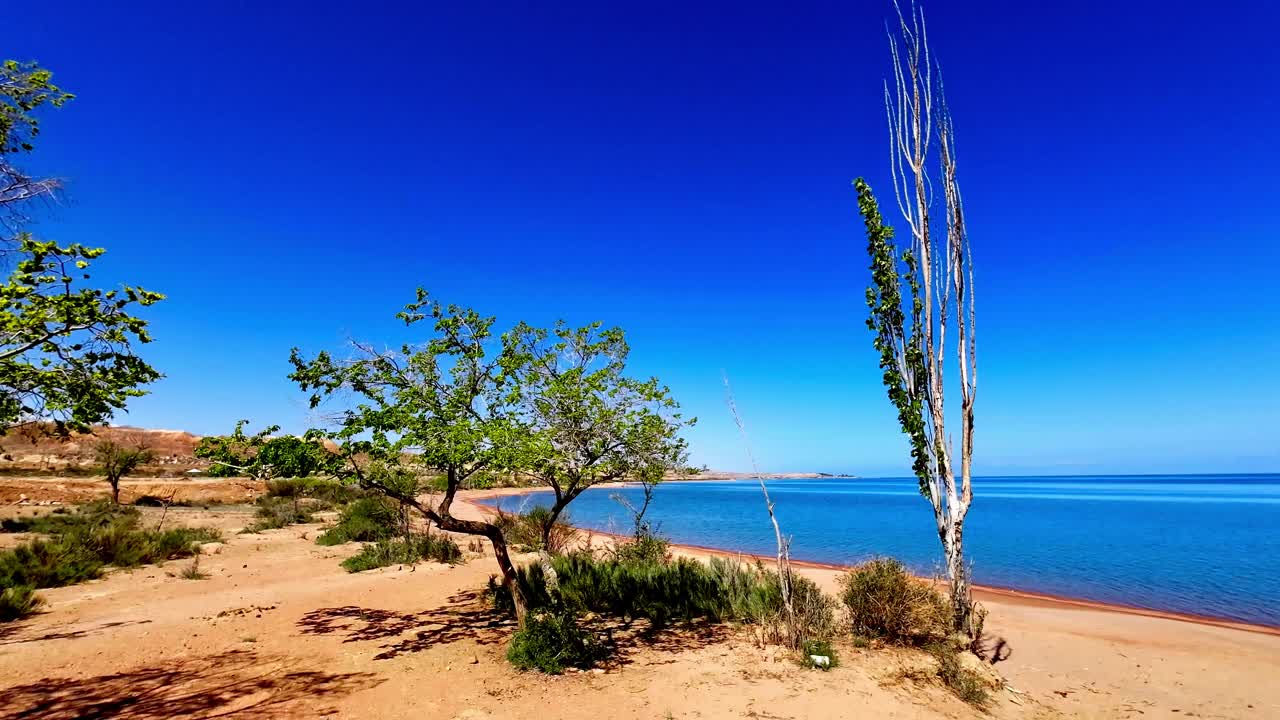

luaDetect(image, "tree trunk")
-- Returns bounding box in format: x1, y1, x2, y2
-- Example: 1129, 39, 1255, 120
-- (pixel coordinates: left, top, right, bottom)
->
944, 521, 971, 636
110, 478, 120, 505
540, 501, 567, 550
488, 528, 528, 626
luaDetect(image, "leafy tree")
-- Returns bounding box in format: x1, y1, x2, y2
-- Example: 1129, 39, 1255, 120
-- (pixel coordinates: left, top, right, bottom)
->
194, 421, 335, 480
856, 3, 980, 639
504, 321, 693, 547
289, 291, 694, 627
95, 439, 153, 504
2, 60, 73, 244
0, 61, 162, 440
0, 238, 163, 436
289, 290, 534, 622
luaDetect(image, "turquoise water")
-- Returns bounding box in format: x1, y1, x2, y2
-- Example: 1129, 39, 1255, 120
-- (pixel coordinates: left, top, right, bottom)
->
482, 474, 1280, 627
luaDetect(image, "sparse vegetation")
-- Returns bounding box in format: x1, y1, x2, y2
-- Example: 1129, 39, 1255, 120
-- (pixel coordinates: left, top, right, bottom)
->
340, 533, 462, 573
0, 502, 219, 619
493, 505, 577, 553
930, 642, 992, 708
839, 558, 948, 646
609, 529, 670, 565
316, 496, 401, 546
800, 638, 840, 670
241, 495, 315, 533
0, 583, 43, 621
180, 555, 208, 580
506, 610, 607, 674
509, 553, 791, 630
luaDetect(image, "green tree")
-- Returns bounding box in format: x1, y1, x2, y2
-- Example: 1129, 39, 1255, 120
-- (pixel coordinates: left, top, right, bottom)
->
856, 3, 980, 639
95, 438, 153, 504
289, 290, 533, 622
0, 238, 163, 435
0, 61, 162, 440
194, 421, 335, 480
504, 321, 693, 547
2, 60, 74, 244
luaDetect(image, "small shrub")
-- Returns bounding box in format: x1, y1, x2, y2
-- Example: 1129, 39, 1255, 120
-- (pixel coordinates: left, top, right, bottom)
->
262, 477, 365, 509
506, 611, 606, 674
0, 584, 43, 622
610, 531, 670, 565
0, 537, 103, 588
512, 553, 795, 630
494, 506, 576, 553
0, 503, 219, 593
180, 556, 209, 580
340, 534, 462, 573
932, 644, 991, 708
1, 501, 136, 534
316, 497, 400, 546
839, 558, 948, 645
242, 496, 314, 533
779, 574, 839, 649
800, 638, 840, 670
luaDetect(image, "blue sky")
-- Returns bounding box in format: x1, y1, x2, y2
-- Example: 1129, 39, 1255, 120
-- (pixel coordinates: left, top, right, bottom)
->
8, 0, 1279, 475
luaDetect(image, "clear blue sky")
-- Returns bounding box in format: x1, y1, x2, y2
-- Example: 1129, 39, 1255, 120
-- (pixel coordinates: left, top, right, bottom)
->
9, 1, 1279, 475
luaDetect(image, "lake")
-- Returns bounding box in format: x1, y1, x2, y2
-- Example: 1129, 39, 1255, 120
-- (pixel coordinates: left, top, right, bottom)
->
480, 474, 1280, 627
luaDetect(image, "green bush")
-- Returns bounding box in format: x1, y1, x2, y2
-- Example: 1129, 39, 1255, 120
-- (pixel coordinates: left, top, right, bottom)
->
0, 504, 221, 612
610, 531, 671, 565
0, 584, 43, 622
494, 505, 576, 553
316, 497, 400, 546
839, 558, 948, 646
1, 501, 136, 534
267, 477, 366, 505
340, 534, 462, 573
242, 496, 314, 533
800, 638, 840, 670
786, 574, 839, 646
514, 553, 786, 629
506, 611, 606, 674
0, 537, 102, 589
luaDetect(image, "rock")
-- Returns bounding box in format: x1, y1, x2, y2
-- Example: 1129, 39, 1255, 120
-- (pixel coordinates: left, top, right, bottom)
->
590, 668, 605, 675
198, 542, 223, 555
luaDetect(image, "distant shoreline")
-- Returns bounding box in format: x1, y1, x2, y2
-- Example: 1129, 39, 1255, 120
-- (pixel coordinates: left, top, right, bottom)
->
460, 487, 1280, 637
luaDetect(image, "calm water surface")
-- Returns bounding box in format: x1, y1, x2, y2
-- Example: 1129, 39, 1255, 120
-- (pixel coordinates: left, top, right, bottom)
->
482, 475, 1280, 626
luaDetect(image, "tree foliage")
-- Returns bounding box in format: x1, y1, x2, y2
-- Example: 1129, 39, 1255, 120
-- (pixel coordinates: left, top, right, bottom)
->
0, 60, 73, 155
0, 237, 163, 435
857, 178, 930, 493
0, 60, 162, 439
288, 289, 693, 626
194, 420, 336, 479
94, 439, 153, 504
289, 290, 533, 619
2, 60, 73, 243
504, 320, 692, 543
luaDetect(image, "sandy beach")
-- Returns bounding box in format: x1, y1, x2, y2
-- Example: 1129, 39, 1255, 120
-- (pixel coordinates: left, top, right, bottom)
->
0, 481, 1276, 719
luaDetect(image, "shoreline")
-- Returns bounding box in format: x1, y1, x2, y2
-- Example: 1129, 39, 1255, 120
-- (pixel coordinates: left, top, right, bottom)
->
459, 489, 1280, 638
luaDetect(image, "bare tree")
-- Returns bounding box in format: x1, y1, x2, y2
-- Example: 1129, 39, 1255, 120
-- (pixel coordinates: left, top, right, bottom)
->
722, 373, 793, 631
857, 0, 979, 637
95, 438, 153, 504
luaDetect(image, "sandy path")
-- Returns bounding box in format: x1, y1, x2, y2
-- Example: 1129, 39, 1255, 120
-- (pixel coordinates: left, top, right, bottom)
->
0, 499, 1275, 719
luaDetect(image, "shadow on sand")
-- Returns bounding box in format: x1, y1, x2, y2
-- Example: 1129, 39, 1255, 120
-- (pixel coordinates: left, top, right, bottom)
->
0, 649, 382, 719
298, 587, 735, 667
297, 589, 515, 660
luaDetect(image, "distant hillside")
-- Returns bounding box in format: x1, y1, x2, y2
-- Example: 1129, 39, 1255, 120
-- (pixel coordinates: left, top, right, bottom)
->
0, 425, 206, 477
